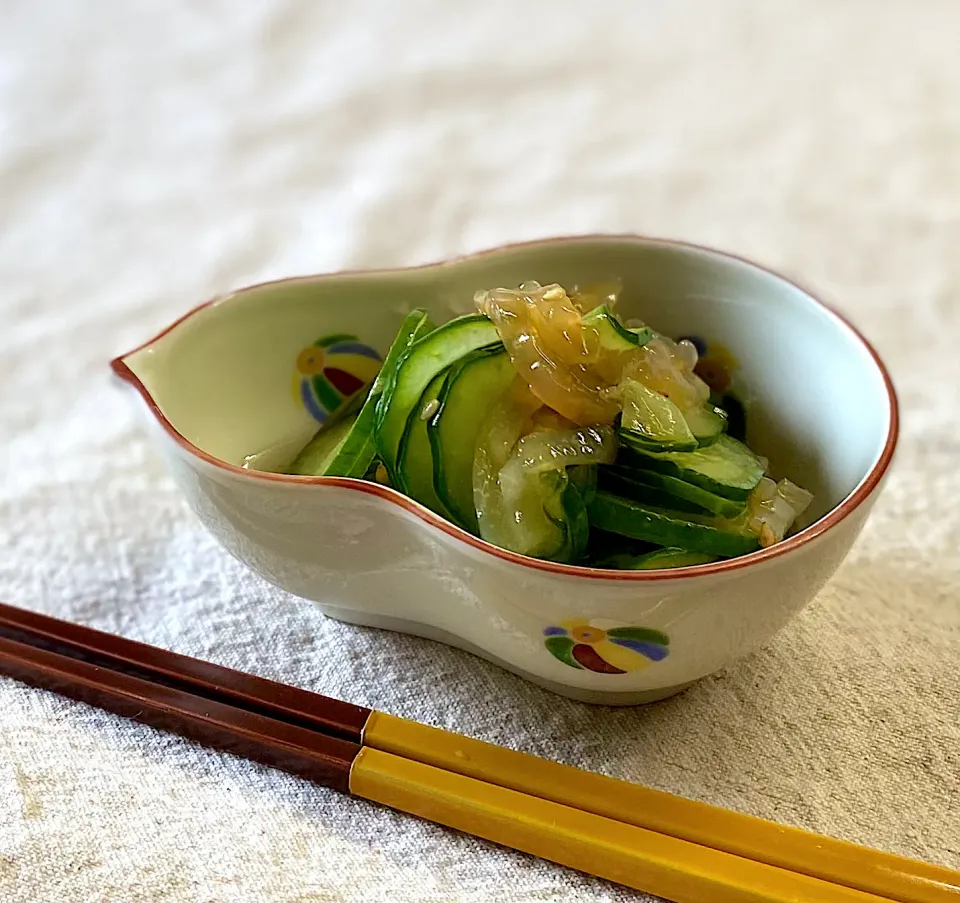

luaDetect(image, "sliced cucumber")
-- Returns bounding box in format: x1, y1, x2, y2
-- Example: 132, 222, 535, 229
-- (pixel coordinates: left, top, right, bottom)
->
587, 530, 659, 568
618, 379, 698, 453
683, 403, 728, 448
583, 305, 654, 351
513, 470, 588, 562
427, 344, 517, 530
592, 551, 648, 569
619, 434, 765, 501
568, 465, 598, 507
623, 548, 718, 570
543, 471, 590, 562
587, 491, 760, 557
598, 469, 720, 517
288, 385, 368, 475
375, 314, 500, 483
480, 468, 585, 562
396, 369, 450, 515
299, 308, 434, 478
289, 410, 360, 476
603, 466, 747, 518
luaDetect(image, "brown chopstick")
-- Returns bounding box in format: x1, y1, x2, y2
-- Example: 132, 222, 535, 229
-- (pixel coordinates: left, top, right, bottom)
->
0, 605, 899, 903
2, 601, 957, 903
0, 600, 369, 742
0, 632, 359, 792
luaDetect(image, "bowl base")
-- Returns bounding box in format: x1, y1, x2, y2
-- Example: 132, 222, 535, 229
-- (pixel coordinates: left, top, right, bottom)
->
316, 605, 698, 706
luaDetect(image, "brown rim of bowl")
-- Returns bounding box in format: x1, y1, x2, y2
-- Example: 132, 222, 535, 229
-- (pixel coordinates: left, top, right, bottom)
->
109, 233, 899, 582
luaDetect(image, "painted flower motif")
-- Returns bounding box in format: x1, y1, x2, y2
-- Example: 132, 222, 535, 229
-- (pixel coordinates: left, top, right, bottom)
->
543, 619, 669, 674
294, 333, 382, 424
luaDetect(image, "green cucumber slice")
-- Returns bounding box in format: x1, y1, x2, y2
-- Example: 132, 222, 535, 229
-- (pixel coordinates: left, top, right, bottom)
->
620, 434, 765, 501
297, 308, 434, 477
586, 530, 659, 568
288, 385, 368, 474
505, 470, 588, 563
582, 305, 654, 351
289, 410, 360, 476
683, 403, 728, 448
598, 469, 718, 517
375, 314, 500, 483
564, 485, 591, 561
543, 471, 590, 563
587, 491, 760, 557
477, 457, 589, 563
427, 344, 517, 530
623, 548, 718, 569
396, 369, 450, 515
603, 466, 747, 518
568, 465, 598, 507
618, 379, 698, 453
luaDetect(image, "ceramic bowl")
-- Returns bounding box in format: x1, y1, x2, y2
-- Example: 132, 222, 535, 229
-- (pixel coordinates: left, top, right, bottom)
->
112, 235, 898, 705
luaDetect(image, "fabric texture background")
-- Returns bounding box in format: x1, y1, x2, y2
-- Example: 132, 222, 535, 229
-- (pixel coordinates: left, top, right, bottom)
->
1, 2, 958, 901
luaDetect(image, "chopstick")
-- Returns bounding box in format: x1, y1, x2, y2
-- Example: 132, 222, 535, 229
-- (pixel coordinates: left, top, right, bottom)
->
1, 603, 956, 903
0, 633, 358, 792
0, 621, 885, 903
2, 603, 954, 903
361, 716, 960, 903
0, 600, 369, 742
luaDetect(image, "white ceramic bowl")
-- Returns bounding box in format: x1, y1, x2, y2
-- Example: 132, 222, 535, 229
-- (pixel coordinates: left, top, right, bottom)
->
112, 236, 898, 705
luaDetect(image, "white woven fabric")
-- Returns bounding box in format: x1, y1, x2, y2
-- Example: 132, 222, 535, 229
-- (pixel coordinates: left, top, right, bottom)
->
1, 2, 958, 900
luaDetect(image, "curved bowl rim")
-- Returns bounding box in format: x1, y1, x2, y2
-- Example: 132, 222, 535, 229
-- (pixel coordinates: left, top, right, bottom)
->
110, 233, 900, 583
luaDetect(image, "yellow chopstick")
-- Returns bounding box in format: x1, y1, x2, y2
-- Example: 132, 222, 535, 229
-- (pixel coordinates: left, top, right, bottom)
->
351, 747, 894, 903
4, 594, 953, 903
364, 713, 959, 903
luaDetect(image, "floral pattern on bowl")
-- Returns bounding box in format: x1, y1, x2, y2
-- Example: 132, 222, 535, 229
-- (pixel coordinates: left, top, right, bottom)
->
543, 620, 670, 674
294, 333, 382, 424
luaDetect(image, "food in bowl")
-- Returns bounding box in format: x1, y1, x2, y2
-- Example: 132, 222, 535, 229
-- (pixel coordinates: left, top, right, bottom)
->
112, 235, 897, 704
281, 279, 813, 568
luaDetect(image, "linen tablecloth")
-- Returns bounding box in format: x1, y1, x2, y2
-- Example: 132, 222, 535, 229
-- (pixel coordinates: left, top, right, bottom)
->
2, 2, 958, 900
